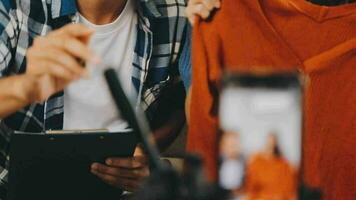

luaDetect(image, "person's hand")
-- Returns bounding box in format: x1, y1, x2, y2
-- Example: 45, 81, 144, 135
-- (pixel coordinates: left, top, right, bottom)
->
186, 0, 221, 25
14, 75, 48, 103
91, 146, 150, 192
26, 24, 100, 102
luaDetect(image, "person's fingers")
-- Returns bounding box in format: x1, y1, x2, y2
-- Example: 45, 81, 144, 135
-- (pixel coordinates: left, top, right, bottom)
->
201, 0, 220, 10
93, 172, 140, 191
47, 24, 93, 50
188, 4, 211, 20
35, 36, 100, 65
105, 157, 146, 169
133, 145, 145, 156
34, 48, 87, 77
56, 24, 94, 37
91, 163, 121, 177
117, 167, 149, 179
38, 60, 76, 81
29, 39, 89, 77
197, 4, 211, 19
27, 48, 79, 80
91, 169, 141, 191
56, 37, 100, 64
214, 0, 221, 8
95, 165, 148, 179
186, 0, 221, 25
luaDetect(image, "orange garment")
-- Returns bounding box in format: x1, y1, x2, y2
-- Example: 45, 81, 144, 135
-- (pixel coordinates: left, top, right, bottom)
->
245, 154, 297, 200
187, 0, 356, 199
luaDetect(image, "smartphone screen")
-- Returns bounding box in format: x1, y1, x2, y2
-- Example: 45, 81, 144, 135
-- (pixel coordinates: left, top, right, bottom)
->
219, 73, 302, 200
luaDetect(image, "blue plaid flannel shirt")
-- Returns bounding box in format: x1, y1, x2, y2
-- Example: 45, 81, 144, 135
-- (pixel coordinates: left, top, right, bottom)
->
0, 0, 189, 198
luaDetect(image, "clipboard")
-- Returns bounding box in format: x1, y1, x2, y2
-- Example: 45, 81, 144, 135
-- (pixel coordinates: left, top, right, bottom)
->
8, 130, 137, 200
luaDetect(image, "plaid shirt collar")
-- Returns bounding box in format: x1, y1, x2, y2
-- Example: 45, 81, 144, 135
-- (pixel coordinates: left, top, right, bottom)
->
50, 0, 76, 18
50, 0, 162, 19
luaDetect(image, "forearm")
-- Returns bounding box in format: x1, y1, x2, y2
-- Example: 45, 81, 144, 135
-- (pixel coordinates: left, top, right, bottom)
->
153, 109, 185, 152
0, 75, 35, 118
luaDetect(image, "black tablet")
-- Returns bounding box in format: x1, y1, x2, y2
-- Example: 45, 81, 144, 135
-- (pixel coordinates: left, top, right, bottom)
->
8, 130, 137, 200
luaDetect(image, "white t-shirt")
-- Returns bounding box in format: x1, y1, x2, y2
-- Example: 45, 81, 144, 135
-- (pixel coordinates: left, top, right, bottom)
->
63, 0, 137, 132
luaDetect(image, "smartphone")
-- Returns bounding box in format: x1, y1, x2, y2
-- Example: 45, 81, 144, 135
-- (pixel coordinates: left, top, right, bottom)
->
218, 72, 303, 200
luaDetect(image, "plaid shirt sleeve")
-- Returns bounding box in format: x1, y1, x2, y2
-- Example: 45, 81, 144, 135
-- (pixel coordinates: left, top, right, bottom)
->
0, 1, 18, 199
0, 1, 17, 77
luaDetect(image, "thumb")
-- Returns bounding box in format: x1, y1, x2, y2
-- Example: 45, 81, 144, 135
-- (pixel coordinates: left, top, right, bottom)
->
134, 145, 145, 157
34, 75, 55, 102
36, 76, 68, 102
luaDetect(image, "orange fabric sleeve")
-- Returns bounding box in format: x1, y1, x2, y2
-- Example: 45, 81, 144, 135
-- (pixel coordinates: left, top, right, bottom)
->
187, 19, 222, 181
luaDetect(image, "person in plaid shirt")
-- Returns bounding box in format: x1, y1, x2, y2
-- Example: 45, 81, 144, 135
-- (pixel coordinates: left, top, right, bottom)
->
0, 0, 193, 198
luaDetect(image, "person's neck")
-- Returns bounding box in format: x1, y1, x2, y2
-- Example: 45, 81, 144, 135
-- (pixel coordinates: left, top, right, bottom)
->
76, 0, 127, 25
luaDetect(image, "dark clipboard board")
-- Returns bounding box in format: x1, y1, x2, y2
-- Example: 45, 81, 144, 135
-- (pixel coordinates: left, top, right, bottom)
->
8, 130, 137, 200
